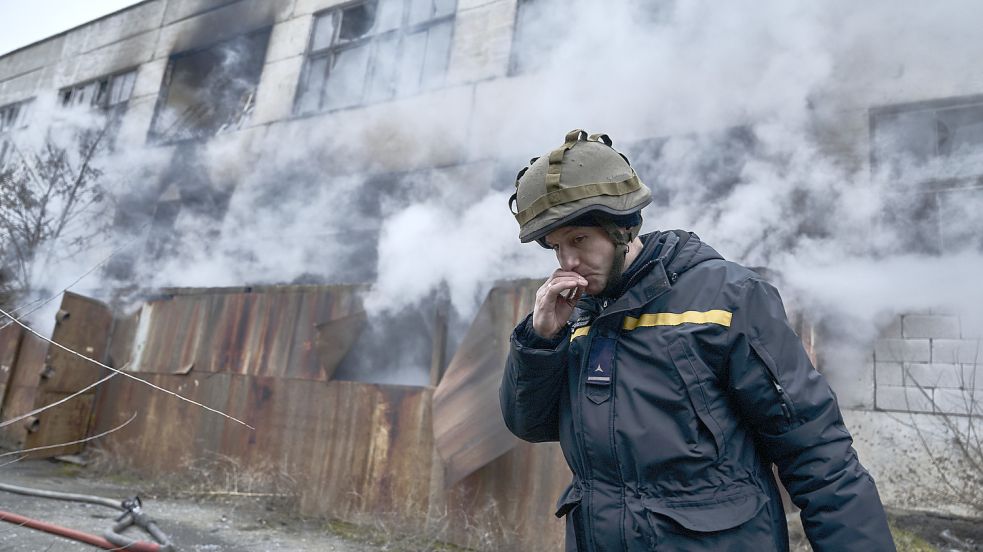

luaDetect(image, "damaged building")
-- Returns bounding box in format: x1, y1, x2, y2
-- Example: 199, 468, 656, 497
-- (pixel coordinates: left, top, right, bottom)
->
1, 0, 982, 549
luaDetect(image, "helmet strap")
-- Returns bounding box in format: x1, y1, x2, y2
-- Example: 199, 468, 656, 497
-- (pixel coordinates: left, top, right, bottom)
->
595, 216, 642, 298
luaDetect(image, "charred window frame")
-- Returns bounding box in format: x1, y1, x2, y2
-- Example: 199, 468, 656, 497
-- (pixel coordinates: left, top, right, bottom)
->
0, 99, 32, 134
59, 69, 137, 111
295, 0, 457, 114
871, 95, 983, 181
149, 28, 272, 144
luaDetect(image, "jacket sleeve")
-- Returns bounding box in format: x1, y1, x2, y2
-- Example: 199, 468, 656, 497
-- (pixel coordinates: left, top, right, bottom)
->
499, 313, 568, 443
727, 277, 896, 552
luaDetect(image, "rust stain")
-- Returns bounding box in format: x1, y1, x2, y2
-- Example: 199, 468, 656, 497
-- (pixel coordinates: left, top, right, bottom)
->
433, 280, 541, 486
119, 286, 364, 379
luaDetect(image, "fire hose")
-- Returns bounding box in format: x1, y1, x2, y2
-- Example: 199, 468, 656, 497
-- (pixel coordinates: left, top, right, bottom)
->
0, 481, 174, 551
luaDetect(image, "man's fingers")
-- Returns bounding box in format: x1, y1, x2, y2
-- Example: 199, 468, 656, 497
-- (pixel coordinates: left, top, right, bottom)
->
544, 278, 584, 299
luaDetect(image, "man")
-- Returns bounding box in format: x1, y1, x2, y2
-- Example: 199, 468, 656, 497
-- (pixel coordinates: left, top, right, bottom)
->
500, 129, 895, 551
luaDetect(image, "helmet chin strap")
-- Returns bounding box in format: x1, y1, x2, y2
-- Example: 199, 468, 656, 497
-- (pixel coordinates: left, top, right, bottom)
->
595, 216, 641, 298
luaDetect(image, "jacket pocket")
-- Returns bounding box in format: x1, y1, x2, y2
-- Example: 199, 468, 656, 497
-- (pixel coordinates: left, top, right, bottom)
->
643, 488, 774, 550
668, 338, 725, 458
748, 337, 798, 425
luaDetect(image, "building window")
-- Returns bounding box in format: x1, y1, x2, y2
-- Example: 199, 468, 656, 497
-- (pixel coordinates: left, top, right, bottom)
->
509, 0, 560, 76
296, 0, 456, 114
0, 100, 31, 134
871, 95, 983, 180
60, 70, 137, 110
871, 95, 983, 254
150, 29, 271, 143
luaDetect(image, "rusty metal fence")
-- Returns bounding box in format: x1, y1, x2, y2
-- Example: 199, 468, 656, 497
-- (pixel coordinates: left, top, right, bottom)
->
0, 283, 570, 550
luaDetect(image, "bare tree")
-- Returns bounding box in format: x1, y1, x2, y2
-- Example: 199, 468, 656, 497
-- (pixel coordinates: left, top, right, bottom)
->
905, 360, 983, 515
0, 128, 108, 308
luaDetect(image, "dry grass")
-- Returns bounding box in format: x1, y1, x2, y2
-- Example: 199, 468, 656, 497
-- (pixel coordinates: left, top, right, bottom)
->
87, 445, 300, 512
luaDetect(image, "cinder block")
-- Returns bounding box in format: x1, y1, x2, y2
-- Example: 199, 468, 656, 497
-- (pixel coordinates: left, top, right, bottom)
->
933, 388, 983, 415
960, 365, 983, 390
904, 363, 963, 389
902, 314, 961, 339
877, 315, 903, 339
874, 339, 931, 363
875, 385, 933, 413
933, 339, 983, 365
874, 362, 904, 386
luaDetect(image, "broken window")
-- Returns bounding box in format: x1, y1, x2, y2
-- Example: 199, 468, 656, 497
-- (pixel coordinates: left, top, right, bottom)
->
60, 70, 137, 110
295, 0, 456, 114
871, 96, 983, 180
509, 0, 563, 75
871, 96, 983, 254
0, 100, 31, 133
150, 29, 271, 143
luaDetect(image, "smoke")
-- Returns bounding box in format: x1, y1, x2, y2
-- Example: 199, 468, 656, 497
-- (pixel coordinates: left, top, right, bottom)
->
6, 0, 983, 384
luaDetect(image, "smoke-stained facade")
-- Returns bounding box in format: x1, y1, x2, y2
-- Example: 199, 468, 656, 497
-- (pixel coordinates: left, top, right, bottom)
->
1, 0, 983, 527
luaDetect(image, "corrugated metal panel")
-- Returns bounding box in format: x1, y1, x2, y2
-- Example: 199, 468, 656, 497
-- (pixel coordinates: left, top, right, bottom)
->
0, 324, 23, 414
38, 293, 113, 393
24, 292, 113, 456
0, 333, 48, 447
433, 279, 540, 486
91, 375, 433, 520
445, 442, 569, 551
125, 286, 364, 379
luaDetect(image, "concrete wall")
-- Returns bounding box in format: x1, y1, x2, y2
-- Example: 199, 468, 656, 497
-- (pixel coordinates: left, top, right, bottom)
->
0, 0, 520, 177
874, 313, 982, 415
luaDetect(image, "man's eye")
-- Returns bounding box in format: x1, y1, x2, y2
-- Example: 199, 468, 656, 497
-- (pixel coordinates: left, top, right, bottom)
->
574, 235, 586, 244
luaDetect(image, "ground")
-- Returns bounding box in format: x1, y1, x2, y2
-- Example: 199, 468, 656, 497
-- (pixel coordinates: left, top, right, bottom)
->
0, 459, 372, 552
0, 459, 981, 551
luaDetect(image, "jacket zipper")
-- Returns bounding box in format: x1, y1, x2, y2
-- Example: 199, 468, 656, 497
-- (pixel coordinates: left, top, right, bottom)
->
770, 378, 796, 423
575, 329, 596, 551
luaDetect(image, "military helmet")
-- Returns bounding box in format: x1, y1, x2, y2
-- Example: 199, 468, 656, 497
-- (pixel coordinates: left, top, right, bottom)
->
509, 129, 652, 247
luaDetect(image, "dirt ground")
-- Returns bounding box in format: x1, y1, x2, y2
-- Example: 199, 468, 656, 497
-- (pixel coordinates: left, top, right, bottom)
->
1, 458, 982, 551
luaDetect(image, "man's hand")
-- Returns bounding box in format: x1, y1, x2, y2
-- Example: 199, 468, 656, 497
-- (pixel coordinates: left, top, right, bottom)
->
532, 270, 588, 339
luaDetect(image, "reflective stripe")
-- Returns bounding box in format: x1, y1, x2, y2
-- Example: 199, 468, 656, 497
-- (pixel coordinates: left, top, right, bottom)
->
570, 326, 591, 341
622, 310, 732, 330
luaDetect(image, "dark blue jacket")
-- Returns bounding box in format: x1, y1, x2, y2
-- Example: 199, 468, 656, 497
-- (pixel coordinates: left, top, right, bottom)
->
500, 230, 895, 551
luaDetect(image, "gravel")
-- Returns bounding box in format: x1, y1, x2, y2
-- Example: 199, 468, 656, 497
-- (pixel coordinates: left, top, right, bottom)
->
0, 459, 373, 551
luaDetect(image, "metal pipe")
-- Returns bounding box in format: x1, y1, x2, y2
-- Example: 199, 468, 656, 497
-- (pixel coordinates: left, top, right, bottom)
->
0, 508, 161, 551
0, 481, 123, 510
104, 503, 175, 552
0, 483, 174, 550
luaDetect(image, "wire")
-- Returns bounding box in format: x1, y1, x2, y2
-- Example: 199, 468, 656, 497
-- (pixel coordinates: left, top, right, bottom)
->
0, 307, 254, 430
0, 371, 117, 429
0, 413, 137, 459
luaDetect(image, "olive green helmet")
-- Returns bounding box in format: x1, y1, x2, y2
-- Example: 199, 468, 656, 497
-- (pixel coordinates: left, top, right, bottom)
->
508, 129, 652, 247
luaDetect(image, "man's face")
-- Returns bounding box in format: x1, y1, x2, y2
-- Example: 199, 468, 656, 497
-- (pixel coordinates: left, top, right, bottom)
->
543, 225, 616, 296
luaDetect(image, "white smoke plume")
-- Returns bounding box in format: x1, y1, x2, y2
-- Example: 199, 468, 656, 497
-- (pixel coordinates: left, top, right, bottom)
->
6, 0, 983, 385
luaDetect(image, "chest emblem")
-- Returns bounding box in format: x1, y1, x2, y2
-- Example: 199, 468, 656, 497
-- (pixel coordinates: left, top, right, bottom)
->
585, 336, 615, 385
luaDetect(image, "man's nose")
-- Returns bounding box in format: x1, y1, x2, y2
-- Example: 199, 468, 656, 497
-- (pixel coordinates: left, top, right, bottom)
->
558, 248, 579, 271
